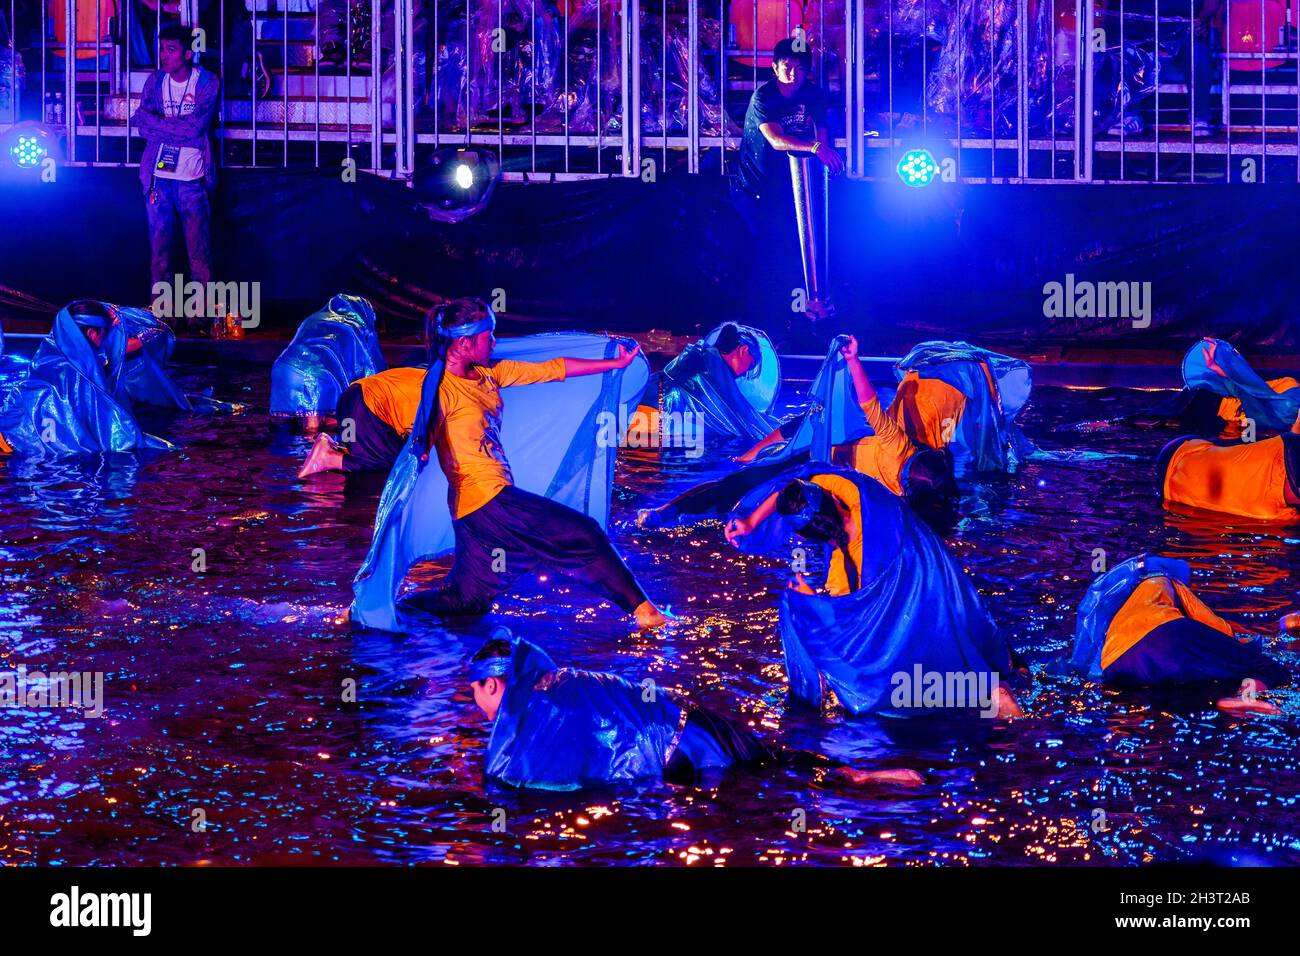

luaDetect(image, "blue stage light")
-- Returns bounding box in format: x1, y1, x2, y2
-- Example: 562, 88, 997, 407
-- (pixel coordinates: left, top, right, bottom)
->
454, 163, 474, 190
414, 147, 501, 223
9, 133, 48, 169
897, 149, 938, 188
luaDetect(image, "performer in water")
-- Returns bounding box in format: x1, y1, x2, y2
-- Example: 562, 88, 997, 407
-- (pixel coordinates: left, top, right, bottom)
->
468, 630, 923, 791
1070, 553, 1289, 715
1157, 405, 1300, 523
724, 463, 1022, 718
638, 335, 957, 532
627, 322, 778, 447
351, 297, 667, 630
297, 364, 426, 477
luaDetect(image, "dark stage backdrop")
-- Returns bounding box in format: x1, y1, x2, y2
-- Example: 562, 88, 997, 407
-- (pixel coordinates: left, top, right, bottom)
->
1, 167, 1296, 350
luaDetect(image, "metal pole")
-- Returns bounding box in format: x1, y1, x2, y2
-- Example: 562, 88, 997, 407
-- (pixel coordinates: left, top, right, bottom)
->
688, 0, 699, 172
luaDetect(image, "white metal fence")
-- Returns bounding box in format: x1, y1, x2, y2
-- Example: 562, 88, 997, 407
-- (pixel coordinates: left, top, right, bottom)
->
4, 1, 1300, 182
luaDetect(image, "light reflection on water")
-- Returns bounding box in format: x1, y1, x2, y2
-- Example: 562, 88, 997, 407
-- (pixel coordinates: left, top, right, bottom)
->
1, 368, 1298, 866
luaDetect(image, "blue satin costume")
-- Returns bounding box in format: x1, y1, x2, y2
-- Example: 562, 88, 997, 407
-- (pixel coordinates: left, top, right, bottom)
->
0, 304, 172, 458
270, 294, 386, 418
657, 323, 780, 442
482, 635, 768, 791
894, 340, 1034, 474
351, 332, 649, 631
1070, 553, 1286, 688
731, 462, 1011, 716
1182, 338, 1300, 432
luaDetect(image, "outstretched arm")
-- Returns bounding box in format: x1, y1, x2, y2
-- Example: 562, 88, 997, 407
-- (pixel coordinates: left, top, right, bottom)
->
563, 343, 641, 378
724, 491, 779, 546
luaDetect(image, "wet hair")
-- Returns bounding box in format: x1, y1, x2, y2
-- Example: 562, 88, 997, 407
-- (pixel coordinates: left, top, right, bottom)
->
772, 37, 812, 71
903, 448, 959, 533
471, 638, 512, 663
159, 23, 195, 49
776, 479, 859, 591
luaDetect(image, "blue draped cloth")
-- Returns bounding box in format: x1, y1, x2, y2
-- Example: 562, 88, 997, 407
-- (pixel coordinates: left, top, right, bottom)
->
484, 635, 686, 790
895, 340, 1030, 473
1182, 338, 1300, 432
270, 294, 385, 418
757, 336, 872, 464
351, 332, 649, 632
0, 305, 171, 458
113, 304, 194, 411
1070, 553, 1192, 680
731, 462, 1010, 716
660, 324, 779, 441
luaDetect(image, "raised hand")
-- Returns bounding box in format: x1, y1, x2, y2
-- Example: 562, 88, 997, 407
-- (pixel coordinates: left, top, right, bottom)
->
724, 516, 752, 547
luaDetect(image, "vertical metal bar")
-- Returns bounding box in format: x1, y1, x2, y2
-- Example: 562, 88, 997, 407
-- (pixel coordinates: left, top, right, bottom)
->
466, 0, 472, 144
1189, 0, 1195, 180
1075, 0, 1094, 180
217, 0, 223, 171
498, 0, 504, 165
314, 0, 320, 167
662, 0, 667, 174
989, 0, 995, 175
597, 0, 603, 172
65, 0, 76, 162
1119, 0, 1125, 179
722, 0, 729, 172
620, 0, 631, 175
252, 1, 258, 166
435, 0, 441, 150
887, 0, 894, 169
1049, 0, 1056, 175
626, 0, 640, 176
921, 0, 927, 137
1154, 0, 1160, 180
400, 0, 415, 178
1259, 0, 1266, 181
95, 0, 102, 161
956, 0, 963, 178
8, 0, 15, 126
284, 0, 290, 166
1017, 0, 1029, 179
531, 0, 537, 171
688, 0, 699, 173
371, 0, 382, 170
564, 0, 569, 171
1225, 0, 1231, 175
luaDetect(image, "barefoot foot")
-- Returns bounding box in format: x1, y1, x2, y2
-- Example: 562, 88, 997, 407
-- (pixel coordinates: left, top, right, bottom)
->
834, 767, 924, 788
1217, 680, 1280, 716
634, 600, 668, 630
298, 433, 344, 478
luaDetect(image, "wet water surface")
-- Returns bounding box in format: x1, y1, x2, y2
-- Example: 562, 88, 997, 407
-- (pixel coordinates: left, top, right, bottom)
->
2, 364, 1298, 866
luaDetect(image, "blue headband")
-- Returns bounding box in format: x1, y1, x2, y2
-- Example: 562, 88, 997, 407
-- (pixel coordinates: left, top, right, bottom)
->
437, 308, 496, 340
468, 656, 511, 683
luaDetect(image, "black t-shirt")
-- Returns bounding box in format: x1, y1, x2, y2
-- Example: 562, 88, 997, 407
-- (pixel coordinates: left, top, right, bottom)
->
736, 79, 828, 198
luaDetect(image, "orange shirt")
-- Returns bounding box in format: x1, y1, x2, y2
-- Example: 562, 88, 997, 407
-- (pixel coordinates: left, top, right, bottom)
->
808, 472, 865, 597
433, 358, 567, 518
353, 366, 427, 436
1102, 576, 1234, 671
890, 371, 967, 452
842, 397, 918, 496
1216, 377, 1299, 439
1163, 436, 1296, 522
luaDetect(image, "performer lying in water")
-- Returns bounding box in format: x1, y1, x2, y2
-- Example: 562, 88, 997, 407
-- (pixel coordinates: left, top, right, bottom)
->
724, 463, 1022, 718
1070, 553, 1289, 715
351, 297, 667, 630
468, 630, 923, 791
627, 322, 778, 446
638, 335, 958, 532
0, 300, 172, 457
1157, 405, 1300, 523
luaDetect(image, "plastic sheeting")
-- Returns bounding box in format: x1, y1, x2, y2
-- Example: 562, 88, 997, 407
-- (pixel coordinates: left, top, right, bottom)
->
484, 632, 686, 790
351, 331, 649, 631
660, 323, 778, 442
1182, 338, 1300, 434
758, 334, 870, 463
0, 303, 171, 459
1070, 552, 1190, 680
269, 294, 386, 419
728, 461, 1010, 716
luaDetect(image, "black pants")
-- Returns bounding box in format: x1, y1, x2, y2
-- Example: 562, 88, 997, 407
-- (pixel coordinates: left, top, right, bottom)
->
337, 384, 407, 474
422, 485, 648, 616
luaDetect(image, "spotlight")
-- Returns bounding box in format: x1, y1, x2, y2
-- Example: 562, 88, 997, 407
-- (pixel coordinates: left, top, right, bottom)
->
414, 147, 501, 223
897, 148, 938, 188
2, 122, 58, 175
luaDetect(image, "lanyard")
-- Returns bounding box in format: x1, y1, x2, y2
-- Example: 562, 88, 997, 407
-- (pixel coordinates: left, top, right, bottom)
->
165, 70, 197, 118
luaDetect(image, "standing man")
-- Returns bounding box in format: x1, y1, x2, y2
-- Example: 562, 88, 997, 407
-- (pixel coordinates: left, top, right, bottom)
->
132, 22, 219, 334
733, 36, 844, 328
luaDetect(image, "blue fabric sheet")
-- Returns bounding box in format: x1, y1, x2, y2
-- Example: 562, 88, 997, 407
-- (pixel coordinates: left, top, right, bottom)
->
270, 294, 385, 418
1182, 338, 1300, 432
1070, 553, 1191, 680
730, 461, 1010, 716
757, 336, 872, 464
484, 635, 686, 791
0, 304, 172, 458
660, 324, 779, 441
895, 340, 1029, 474
351, 332, 649, 632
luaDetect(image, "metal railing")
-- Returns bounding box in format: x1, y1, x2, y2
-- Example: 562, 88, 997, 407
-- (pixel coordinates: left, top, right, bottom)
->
4, 1, 1300, 182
